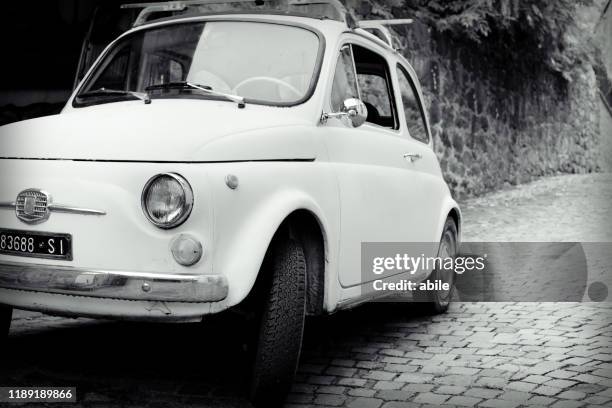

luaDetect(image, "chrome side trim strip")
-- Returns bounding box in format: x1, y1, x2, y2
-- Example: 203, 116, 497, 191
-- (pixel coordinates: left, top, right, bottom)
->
0, 202, 106, 216
0, 261, 228, 303
48, 204, 106, 216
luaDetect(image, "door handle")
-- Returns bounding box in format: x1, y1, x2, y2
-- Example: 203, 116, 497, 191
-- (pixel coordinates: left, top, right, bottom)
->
403, 153, 422, 162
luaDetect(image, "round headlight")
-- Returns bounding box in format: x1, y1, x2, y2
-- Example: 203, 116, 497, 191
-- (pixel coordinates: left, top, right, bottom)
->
142, 173, 193, 229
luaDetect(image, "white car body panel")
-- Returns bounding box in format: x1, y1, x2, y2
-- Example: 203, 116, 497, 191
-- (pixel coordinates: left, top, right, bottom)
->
2, 101, 318, 162
0, 13, 460, 320
323, 34, 452, 289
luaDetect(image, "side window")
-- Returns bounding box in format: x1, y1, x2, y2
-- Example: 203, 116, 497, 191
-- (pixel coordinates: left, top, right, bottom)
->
353, 45, 398, 129
331, 45, 359, 112
397, 65, 429, 143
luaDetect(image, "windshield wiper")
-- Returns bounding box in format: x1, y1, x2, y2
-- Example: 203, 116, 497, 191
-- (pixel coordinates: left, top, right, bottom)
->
146, 81, 245, 109
78, 88, 151, 104
145, 81, 196, 91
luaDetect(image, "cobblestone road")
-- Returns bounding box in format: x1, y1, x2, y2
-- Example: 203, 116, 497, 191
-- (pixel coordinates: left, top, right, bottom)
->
2, 173, 612, 408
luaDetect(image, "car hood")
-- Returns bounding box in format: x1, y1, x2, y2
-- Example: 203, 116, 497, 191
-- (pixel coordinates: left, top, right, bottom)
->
0, 99, 316, 162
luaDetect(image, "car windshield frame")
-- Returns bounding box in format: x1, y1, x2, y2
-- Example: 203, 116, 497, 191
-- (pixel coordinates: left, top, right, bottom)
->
72, 17, 326, 108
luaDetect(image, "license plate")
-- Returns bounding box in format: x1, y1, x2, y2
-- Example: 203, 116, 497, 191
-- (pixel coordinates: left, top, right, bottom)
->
0, 229, 72, 261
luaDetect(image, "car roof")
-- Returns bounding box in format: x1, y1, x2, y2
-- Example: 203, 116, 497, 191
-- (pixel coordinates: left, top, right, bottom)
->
129, 12, 396, 53
117, 10, 421, 84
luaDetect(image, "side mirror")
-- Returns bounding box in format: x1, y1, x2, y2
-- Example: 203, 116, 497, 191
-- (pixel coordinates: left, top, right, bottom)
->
343, 98, 368, 127
321, 98, 368, 128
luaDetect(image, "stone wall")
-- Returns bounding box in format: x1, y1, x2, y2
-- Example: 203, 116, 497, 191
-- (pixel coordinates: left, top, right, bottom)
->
601, 99, 612, 171
403, 25, 600, 198
595, 1, 612, 78
595, 0, 612, 172
349, 1, 604, 199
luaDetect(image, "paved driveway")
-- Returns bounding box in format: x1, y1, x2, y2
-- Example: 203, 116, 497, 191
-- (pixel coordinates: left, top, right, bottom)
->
2, 173, 612, 407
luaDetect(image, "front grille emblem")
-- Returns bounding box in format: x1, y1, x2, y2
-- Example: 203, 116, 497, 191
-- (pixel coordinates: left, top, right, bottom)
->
0, 189, 106, 221
24, 196, 36, 215
15, 189, 51, 224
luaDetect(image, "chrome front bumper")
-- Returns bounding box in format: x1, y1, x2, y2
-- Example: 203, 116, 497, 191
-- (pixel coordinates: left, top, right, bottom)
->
0, 261, 228, 302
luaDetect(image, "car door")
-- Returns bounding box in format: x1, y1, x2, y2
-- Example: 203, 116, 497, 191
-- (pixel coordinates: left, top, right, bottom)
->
322, 36, 434, 289
393, 61, 444, 246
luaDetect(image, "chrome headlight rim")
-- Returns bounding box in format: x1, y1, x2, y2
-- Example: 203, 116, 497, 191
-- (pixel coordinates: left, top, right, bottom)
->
141, 173, 194, 229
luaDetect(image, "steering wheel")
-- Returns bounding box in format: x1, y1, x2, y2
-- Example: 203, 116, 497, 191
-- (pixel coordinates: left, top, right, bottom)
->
233, 76, 302, 99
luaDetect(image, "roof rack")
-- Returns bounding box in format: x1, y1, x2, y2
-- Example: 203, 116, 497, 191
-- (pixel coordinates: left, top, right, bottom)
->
121, 0, 357, 27
358, 19, 413, 48
121, 0, 413, 47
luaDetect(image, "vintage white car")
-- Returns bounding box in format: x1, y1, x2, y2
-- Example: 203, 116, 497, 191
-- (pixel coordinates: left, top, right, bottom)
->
0, 0, 460, 405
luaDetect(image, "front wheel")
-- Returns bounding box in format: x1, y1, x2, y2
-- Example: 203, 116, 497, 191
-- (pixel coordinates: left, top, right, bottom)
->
249, 239, 307, 408
414, 218, 458, 314
1, 305, 12, 338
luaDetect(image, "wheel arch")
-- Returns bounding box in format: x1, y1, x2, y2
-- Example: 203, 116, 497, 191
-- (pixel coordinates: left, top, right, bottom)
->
447, 206, 462, 243
437, 197, 462, 245
251, 209, 328, 316
219, 191, 331, 315
280, 209, 327, 316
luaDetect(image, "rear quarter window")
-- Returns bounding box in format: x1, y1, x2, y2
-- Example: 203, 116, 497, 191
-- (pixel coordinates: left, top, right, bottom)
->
397, 64, 429, 143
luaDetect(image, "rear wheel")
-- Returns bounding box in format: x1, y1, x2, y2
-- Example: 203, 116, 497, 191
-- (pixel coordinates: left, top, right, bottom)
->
415, 218, 458, 314
249, 239, 306, 408
1, 305, 12, 338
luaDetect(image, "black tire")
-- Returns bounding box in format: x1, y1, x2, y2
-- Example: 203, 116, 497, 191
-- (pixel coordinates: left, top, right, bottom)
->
249, 239, 306, 408
415, 218, 458, 314
1, 305, 12, 338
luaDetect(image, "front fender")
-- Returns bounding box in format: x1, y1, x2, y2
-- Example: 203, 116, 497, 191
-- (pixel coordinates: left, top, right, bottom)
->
207, 163, 338, 309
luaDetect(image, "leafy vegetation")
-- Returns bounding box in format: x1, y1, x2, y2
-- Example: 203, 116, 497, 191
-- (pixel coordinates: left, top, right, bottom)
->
374, 0, 598, 82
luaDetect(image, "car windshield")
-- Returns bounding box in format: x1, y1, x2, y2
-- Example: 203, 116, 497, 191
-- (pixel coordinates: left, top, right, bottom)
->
75, 21, 321, 106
